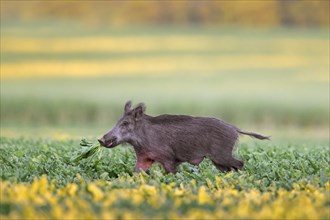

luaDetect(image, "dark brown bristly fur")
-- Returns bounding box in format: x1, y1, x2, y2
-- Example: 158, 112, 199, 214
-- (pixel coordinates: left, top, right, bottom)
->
99, 101, 270, 174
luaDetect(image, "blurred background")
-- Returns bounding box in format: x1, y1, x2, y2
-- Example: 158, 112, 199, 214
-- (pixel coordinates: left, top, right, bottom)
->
1, 1, 329, 142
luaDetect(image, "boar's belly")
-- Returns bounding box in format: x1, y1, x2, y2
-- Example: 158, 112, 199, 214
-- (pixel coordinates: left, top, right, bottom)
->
172, 142, 208, 162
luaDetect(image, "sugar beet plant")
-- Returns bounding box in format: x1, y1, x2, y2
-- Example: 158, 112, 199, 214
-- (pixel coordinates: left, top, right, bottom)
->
1, 137, 329, 219
0, 137, 329, 190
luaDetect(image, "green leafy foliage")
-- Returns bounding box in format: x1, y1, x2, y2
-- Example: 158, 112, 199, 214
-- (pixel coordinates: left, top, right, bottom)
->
1, 137, 329, 190
70, 138, 103, 163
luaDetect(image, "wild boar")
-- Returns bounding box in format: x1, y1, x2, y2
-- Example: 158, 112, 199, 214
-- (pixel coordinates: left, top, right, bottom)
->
98, 101, 270, 173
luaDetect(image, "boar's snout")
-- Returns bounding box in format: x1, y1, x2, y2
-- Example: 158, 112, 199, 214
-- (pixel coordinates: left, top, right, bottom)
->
98, 138, 105, 145
98, 136, 117, 148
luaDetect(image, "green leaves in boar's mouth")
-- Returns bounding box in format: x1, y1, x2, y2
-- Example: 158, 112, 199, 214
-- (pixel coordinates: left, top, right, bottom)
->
79, 137, 93, 147
70, 138, 103, 163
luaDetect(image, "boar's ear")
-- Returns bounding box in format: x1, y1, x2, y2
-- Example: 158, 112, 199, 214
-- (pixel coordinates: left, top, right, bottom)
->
124, 101, 132, 114
133, 103, 146, 120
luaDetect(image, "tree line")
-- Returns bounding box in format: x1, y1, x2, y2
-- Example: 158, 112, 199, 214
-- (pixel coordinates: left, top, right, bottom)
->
1, 1, 329, 27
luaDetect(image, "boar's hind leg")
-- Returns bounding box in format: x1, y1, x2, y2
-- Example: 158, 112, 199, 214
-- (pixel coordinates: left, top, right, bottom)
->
210, 142, 244, 172
213, 163, 232, 172
212, 160, 243, 172
211, 155, 244, 172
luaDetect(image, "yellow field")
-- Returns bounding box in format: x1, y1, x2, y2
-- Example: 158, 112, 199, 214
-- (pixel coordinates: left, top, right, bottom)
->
1, 175, 329, 220
3, 36, 327, 53
1, 30, 328, 79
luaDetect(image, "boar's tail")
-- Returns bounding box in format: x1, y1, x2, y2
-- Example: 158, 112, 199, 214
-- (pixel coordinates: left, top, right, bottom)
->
237, 129, 270, 140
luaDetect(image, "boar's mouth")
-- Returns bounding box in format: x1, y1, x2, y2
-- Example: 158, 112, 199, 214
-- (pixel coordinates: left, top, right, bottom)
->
98, 137, 117, 148
105, 140, 116, 148
104, 139, 117, 148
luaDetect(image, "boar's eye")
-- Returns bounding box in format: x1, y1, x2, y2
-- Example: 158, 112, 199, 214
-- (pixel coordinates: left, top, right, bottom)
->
121, 121, 129, 126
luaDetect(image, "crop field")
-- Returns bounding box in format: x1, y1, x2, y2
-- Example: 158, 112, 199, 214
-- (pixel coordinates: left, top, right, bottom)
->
1, 138, 329, 219
1, 22, 329, 219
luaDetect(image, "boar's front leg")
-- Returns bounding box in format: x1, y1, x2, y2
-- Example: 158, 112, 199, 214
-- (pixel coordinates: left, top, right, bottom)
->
134, 155, 154, 173
162, 161, 178, 174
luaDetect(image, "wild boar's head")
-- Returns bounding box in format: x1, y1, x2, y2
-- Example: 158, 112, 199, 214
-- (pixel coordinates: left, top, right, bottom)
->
98, 101, 146, 148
